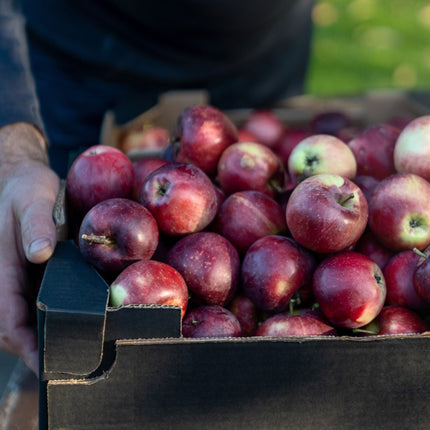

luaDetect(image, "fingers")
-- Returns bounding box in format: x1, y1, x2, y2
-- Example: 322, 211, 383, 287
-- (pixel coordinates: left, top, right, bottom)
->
12, 166, 60, 264
0, 162, 59, 374
20, 198, 58, 264
0, 281, 39, 375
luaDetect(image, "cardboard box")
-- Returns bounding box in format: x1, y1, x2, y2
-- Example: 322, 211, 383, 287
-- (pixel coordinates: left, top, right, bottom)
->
38, 90, 430, 430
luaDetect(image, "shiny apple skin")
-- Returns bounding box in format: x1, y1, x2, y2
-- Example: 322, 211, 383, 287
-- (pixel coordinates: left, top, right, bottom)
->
78, 198, 159, 275
109, 259, 188, 319
167, 232, 240, 307
312, 251, 386, 329
182, 305, 242, 338
256, 314, 337, 337
368, 173, 430, 252
286, 174, 368, 254
140, 162, 219, 236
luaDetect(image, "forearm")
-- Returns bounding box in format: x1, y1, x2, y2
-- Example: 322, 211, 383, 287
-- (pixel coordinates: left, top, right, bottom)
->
0, 1, 45, 134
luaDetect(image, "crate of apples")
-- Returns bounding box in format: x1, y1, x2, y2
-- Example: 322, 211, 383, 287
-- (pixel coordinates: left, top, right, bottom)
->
65, 101, 430, 339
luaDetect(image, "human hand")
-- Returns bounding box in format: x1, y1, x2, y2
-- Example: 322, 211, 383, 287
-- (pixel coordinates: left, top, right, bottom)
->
0, 123, 60, 374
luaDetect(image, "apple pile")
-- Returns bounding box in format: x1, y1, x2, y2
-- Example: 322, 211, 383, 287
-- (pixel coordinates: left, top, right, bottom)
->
65, 104, 430, 339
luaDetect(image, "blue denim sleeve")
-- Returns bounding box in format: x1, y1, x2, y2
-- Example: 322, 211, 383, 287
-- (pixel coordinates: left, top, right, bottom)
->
0, 0, 45, 135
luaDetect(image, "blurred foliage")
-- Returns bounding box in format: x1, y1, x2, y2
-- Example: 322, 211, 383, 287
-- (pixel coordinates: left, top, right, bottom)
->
306, 0, 430, 95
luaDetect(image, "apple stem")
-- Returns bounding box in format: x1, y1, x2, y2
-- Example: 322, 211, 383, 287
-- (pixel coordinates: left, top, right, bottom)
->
413, 247, 428, 259
81, 233, 116, 246
338, 192, 355, 206
269, 178, 283, 193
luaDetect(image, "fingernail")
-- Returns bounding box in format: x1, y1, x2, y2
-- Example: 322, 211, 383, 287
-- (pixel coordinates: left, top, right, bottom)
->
29, 238, 52, 256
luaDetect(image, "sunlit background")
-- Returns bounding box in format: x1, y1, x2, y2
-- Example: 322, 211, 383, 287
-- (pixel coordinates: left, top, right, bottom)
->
306, 0, 430, 96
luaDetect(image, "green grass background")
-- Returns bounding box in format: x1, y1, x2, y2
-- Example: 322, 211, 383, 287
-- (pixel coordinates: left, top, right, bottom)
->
306, 0, 430, 96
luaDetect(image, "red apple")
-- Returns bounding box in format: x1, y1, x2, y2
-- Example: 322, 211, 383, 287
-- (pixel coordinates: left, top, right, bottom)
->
227, 292, 261, 336
309, 110, 353, 136
393, 115, 430, 180
216, 141, 286, 197
368, 173, 430, 251
66, 145, 135, 218
377, 305, 429, 335
109, 259, 189, 319
413, 247, 430, 303
182, 305, 243, 338
383, 249, 430, 311
166, 232, 240, 306
312, 251, 387, 329
213, 190, 287, 255
78, 198, 159, 276
387, 115, 415, 131
274, 127, 313, 167
237, 128, 258, 143
255, 313, 337, 337
139, 162, 219, 236
286, 174, 368, 254
173, 105, 238, 178
240, 109, 285, 148
354, 230, 394, 271
353, 174, 380, 202
348, 124, 400, 180
120, 126, 170, 153
288, 134, 357, 185
132, 157, 170, 201
241, 235, 310, 313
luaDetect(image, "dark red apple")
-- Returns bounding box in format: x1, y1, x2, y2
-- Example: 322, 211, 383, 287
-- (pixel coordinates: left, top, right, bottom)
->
354, 230, 394, 271
182, 305, 243, 338
255, 313, 337, 337
378, 305, 429, 335
368, 173, 430, 252
109, 259, 189, 319
78, 198, 159, 275
173, 105, 238, 178
240, 109, 285, 148
383, 249, 430, 311
216, 141, 286, 197
227, 292, 261, 336
286, 174, 368, 254
241, 235, 309, 313
348, 124, 400, 180
66, 145, 135, 218
274, 127, 313, 167
132, 157, 170, 201
309, 110, 353, 136
312, 251, 386, 329
166, 232, 240, 306
413, 247, 430, 303
139, 162, 219, 236
237, 128, 258, 143
353, 175, 380, 202
213, 190, 287, 255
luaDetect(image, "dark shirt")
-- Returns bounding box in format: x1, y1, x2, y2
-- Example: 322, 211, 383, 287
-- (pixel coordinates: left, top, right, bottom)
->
1, 0, 314, 175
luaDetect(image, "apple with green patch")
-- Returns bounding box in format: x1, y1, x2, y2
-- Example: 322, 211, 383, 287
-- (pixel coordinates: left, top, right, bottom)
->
368, 173, 430, 252
288, 134, 357, 185
393, 115, 430, 180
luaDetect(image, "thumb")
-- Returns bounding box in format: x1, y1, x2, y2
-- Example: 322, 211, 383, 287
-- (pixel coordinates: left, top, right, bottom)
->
20, 198, 58, 264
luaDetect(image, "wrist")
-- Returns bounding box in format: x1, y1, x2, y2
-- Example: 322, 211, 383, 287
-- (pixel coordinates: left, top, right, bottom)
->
0, 122, 48, 166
